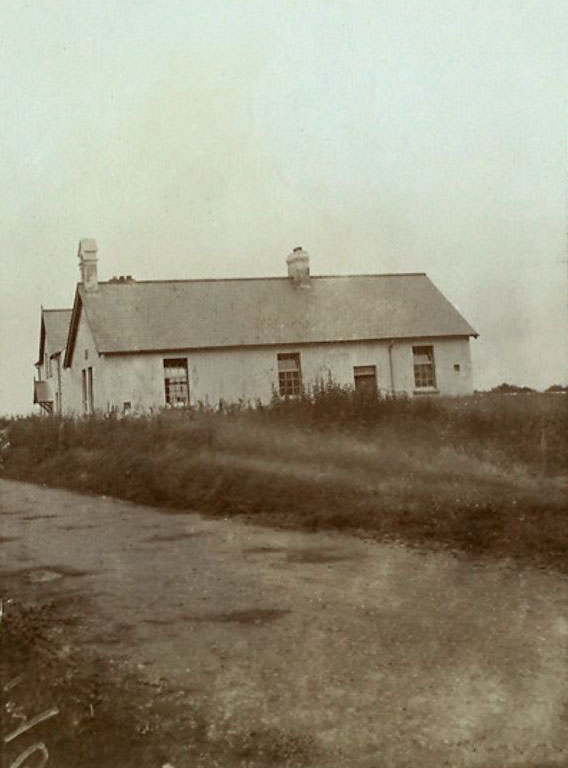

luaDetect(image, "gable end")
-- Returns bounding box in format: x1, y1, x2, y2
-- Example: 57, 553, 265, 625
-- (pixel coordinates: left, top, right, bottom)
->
63, 290, 83, 368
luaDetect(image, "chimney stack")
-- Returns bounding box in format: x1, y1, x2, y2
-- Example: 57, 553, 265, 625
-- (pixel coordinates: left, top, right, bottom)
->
286, 246, 310, 288
78, 239, 98, 292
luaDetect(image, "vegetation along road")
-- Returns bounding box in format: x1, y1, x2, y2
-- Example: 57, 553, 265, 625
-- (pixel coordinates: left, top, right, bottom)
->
2, 477, 568, 767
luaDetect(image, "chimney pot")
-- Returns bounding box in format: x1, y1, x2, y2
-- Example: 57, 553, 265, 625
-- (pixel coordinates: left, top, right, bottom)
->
286, 246, 310, 287
78, 238, 98, 292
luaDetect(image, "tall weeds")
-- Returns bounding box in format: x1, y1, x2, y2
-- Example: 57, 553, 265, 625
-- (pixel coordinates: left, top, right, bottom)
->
4, 390, 568, 571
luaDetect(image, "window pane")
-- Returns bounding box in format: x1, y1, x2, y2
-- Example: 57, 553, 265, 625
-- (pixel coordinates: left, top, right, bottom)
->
278, 356, 300, 372
88, 367, 94, 412
412, 346, 436, 388
81, 369, 88, 413
277, 353, 301, 395
164, 359, 189, 405
279, 371, 301, 396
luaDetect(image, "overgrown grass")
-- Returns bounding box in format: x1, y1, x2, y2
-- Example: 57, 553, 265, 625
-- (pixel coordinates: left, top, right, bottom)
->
4, 390, 568, 570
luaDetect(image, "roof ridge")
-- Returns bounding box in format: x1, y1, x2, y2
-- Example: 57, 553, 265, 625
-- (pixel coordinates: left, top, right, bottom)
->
96, 272, 427, 286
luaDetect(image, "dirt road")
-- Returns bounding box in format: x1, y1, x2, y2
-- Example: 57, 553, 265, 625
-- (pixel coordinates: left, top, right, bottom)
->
2, 478, 568, 767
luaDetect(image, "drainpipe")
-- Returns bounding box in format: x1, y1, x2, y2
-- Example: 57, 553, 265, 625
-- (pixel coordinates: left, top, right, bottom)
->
388, 340, 395, 397
55, 355, 62, 414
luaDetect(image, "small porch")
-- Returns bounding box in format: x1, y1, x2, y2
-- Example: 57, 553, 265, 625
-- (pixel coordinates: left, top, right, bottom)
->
34, 379, 54, 414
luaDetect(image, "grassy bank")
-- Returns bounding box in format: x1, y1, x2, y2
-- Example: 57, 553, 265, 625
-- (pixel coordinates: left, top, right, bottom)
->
4, 392, 568, 570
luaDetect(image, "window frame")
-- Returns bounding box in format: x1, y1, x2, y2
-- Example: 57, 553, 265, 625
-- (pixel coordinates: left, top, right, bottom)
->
277, 352, 302, 397
87, 366, 94, 413
81, 369, 88, 414
163, 358, 190, 407
412, 345, 437, 391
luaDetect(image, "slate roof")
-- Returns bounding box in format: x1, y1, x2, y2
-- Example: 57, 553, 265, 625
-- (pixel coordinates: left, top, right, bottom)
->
38, 309, 73, 364
66, 274, 476, 362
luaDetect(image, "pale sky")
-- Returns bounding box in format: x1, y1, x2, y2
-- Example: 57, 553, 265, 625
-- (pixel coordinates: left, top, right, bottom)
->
1, 0, 567, 414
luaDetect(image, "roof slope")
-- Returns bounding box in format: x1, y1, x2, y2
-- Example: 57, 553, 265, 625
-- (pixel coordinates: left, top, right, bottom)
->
44, 309, 73, 352
38, 309, 73, 364
73, 274, 476, 356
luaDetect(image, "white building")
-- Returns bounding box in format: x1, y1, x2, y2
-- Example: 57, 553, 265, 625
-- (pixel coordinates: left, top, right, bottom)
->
34, 239, 478, 414
34, 307, 73, 414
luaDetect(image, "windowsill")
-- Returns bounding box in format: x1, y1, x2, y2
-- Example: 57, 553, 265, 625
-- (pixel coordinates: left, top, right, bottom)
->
413, 388, 439, 395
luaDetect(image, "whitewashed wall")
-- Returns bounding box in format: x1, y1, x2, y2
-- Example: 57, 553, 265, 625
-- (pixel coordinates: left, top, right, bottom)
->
62, 306, 101, 414
61, 336, 474, 414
